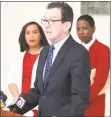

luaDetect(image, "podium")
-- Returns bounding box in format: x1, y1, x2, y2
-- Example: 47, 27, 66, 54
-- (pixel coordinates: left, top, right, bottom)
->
0, 110, 25, 117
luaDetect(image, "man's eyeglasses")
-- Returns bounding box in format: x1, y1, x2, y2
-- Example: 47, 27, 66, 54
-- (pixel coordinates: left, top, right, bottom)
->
41, 19, 63, 25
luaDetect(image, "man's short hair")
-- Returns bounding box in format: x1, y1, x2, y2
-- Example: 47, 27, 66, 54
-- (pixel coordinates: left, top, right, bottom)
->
77, 14, 95, 27
47, 2, 74, 32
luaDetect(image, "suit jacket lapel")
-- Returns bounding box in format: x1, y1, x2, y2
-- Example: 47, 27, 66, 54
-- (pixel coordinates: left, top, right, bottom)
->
37, 46, 49, 94
44, 35, 74, 90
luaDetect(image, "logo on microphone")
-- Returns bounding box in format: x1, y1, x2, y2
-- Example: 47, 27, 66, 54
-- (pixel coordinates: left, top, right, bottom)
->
16, 97, 26, 109
0, 96, 6, 109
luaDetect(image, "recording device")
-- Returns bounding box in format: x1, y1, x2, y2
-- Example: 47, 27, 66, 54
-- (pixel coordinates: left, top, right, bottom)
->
8, 94, 37, 114
0, 91, 7, 101
8, 94, 26, 114
0, 91, 7, 109
0, 96, 6, 109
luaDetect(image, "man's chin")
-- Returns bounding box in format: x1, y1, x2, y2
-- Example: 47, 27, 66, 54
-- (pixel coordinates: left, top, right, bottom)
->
46, 36, 53, 41
79, 38, 85, 42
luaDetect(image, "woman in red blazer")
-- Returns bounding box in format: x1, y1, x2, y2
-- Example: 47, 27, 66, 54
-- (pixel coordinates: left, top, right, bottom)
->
76, 14, 110, 117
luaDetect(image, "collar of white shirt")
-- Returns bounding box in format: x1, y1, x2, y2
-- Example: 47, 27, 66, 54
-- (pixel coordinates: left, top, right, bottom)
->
53, 35, 70, 51
50, 34, 70, 64
81, 35, 96, 51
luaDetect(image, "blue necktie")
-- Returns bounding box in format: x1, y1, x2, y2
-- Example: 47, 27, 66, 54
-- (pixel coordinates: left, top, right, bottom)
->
44, 45, 55, 87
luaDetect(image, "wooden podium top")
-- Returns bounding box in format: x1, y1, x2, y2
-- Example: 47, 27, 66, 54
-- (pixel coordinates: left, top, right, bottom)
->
0, 110, 25, 117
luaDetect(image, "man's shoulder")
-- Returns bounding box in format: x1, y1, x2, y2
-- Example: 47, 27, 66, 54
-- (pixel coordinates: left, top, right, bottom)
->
93, 40, 109, 51
71, 39, 88, 53
67, 38, 89, 61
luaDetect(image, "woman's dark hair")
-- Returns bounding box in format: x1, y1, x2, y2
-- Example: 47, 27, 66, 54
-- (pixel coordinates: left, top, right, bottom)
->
19, 21, 49, 52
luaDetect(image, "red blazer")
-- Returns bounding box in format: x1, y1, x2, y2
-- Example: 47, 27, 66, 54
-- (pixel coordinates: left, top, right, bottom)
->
85, 40, 110, 116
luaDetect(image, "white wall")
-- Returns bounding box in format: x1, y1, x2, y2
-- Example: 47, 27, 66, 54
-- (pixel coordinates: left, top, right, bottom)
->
1, 1, 110, 93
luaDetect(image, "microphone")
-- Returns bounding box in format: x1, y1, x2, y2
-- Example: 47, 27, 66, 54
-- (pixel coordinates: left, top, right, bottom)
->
0, 91, 7, 101
8, 94, 27, 114
8, 94, 36, 114
0, 91, 7, 109
0, 96, 6, 109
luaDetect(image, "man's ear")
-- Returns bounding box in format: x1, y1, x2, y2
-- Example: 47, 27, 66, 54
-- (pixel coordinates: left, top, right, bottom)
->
64, 21, 71, 32
92, 27, 96, 33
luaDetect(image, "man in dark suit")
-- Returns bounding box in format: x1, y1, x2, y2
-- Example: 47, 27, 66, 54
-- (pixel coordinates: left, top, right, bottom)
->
8, 2, 91, 117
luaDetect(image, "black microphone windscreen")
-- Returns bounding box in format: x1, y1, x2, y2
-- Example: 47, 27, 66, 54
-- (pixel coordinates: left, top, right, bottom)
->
0, 91, 7, 101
